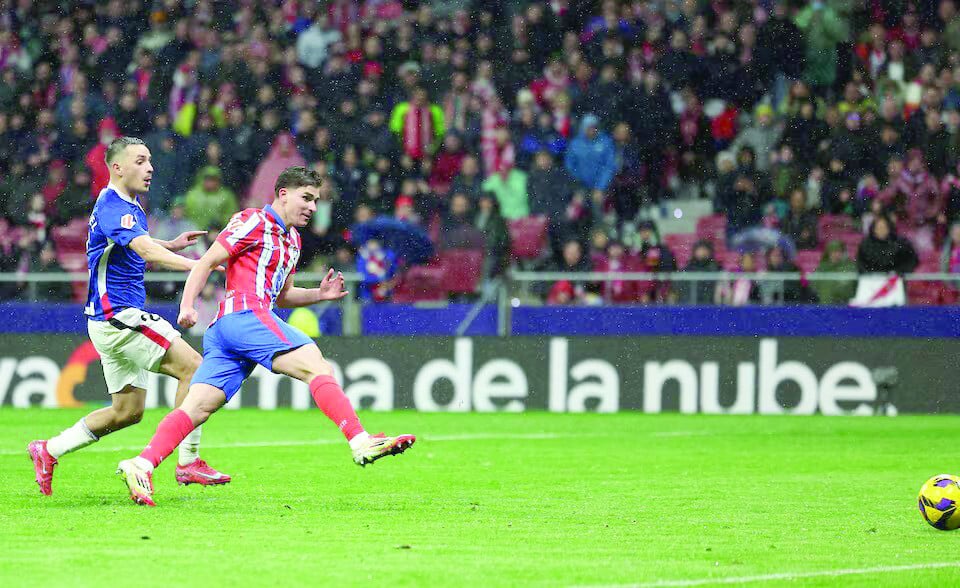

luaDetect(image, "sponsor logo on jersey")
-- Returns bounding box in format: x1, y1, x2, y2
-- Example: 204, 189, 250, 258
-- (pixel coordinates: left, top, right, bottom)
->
120, 214, 136, 229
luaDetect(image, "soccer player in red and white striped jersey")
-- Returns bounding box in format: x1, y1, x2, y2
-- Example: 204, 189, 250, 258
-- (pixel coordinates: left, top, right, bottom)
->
117, 166, 415, 506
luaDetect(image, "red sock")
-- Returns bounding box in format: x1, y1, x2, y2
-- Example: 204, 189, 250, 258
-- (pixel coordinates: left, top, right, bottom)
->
309, 375, 364, 441
139, 409, 196, 468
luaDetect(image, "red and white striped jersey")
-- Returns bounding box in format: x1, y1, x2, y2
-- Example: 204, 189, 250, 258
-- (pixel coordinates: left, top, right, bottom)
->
213, 205, 301, 321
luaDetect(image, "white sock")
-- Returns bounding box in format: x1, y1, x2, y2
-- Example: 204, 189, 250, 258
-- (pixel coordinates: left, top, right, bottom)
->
348, 431, 370, 450
47, 418, 98, 458
132, 456, 154, 471
177, 425, 202, 466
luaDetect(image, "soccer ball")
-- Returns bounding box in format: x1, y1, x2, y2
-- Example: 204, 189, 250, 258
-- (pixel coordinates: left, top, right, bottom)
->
918, 474, 960, 530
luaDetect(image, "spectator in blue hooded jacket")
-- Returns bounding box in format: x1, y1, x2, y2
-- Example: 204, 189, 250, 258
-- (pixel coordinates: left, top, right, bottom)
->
564, 114, 617, 208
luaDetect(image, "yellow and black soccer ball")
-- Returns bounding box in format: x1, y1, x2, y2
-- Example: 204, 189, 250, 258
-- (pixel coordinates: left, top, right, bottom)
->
918, 474, 960, 531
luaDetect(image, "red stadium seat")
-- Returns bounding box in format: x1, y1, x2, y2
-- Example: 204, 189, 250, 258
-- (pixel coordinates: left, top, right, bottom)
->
835, 232, 863, 259
907, 281, 952, 306
817, 214, 855, 237
51, 218, 89, 255
0, 225, 25, 254
695, 214, 727, 246
50, 219, 90, 303
438, 249, 485, 294
507, 215, 549, 260
719, 250, 742, 271
794, 250, 822, 273
392, 263, 446, 302
663, 233, 699, 269
916, 251, 940, 273
897, 225, 936, 254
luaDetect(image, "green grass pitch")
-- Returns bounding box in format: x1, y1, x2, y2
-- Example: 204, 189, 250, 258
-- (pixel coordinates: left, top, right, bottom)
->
2, 409, 960, 587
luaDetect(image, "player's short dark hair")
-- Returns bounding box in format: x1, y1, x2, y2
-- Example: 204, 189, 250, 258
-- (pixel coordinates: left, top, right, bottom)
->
104, 136, 146, 165
274, 166, 323, 196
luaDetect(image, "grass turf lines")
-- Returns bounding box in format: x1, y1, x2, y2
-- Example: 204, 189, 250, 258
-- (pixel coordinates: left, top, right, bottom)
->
2, 409, 959, 587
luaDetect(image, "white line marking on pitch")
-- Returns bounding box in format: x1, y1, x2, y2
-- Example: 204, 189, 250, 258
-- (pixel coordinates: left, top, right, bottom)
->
0, 431, 598, 456
0, 430, 706, 457
580, 562, 960, 587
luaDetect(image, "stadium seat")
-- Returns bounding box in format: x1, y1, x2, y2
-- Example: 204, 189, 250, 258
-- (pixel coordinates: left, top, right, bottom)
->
50, 219, 90, 303
507, 215, 549, 260
51, 218, 89, 255
392, 263, 446, 302
438, 249, 485, 294
817, 214, 855, 240
834, 232, 862, 258
907, 281, 950, 306
916, 251, 940, 273
663, 233, 699, 269
897, 225, 936, 254
794, 250, 822, 273
695, 214, 727, 246
719, 250, 742, 271
0, 225, 25, 254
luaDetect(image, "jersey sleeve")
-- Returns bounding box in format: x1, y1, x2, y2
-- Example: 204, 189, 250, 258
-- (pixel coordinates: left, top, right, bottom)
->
216, 209, 264, 258
96, 201, 148, 246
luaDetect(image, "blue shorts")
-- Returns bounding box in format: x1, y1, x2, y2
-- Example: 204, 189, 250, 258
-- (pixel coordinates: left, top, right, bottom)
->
191, 309, 314, 401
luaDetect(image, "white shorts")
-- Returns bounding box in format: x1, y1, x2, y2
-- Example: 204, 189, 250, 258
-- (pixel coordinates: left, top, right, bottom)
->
87, 308, 181, 394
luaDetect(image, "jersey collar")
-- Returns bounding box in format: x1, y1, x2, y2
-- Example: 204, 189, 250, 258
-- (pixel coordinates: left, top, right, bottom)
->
264, 204, 288, 233
107, 183, 140, 205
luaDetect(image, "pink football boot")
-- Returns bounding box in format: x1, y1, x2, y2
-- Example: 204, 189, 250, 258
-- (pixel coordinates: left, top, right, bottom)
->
175, 459, 232, 486
27, 440, 57, 496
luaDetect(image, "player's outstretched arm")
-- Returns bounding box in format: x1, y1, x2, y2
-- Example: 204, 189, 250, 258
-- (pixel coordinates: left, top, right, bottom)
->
153, 231, 209, 252
130, 235, 199, 272
178, 241, 230, 328
276, 268, 349, 308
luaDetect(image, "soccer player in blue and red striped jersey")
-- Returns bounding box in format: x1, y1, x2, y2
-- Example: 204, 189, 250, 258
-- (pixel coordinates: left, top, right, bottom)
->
117, 166, 415, 506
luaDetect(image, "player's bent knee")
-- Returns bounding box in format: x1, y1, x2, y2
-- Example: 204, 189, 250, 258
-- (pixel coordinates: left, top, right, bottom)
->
172, 353, 202, 380
114, 406, 144, 427
273, 345, 329, 382
310, 360, 335, 380
184, 352, 202, 375
179, 383, 225, 425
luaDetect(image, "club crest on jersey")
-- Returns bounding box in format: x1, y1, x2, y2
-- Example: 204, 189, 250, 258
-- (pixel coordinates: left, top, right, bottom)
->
120, 214, 136, 229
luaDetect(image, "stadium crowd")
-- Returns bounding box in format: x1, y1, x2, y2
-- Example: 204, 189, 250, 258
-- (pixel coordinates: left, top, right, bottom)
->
1, 0, 960, 305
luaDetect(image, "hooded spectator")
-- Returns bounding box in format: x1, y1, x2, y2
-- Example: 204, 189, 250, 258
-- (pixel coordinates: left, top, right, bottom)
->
184, 166, 238, 230
730, 104, 782, 173
794, 1, 848, 91
247, 133, 307, 206
564, 114, 616, 204
812, 240, 857, 304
